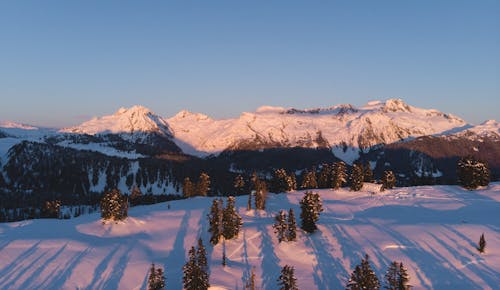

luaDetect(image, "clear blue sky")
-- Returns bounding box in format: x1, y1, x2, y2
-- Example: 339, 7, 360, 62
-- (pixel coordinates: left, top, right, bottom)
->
0, 1, 498, 127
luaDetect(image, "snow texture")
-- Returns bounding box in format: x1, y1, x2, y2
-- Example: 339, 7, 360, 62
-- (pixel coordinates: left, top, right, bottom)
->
1, 183, 499, 289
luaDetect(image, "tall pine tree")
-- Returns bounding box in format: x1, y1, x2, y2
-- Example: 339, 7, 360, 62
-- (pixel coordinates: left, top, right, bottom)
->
300, 191, 323, 233
350, 163, 364, 191
273, 210, 288, 243
287, 208, 297, 241
332, 161, 347, 189
347, 254, 380, 290
208, 198, 223, 245
197, 172, 211, 196
384, 261, 410, 290
222, 196, 243, 240
277, 265, 299, 290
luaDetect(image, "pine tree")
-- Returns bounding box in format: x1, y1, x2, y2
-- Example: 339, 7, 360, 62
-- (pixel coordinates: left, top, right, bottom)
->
245, 267, 256, 290
277, 265, 299, 290
384, 261, 410, 290
208, 198, 223, 245
332, 161, 347, 189
318, 164, 332, 188
197, 172, 211, 196
130, 186, 142, 206
301, 170, 318, 189
350, 163, 364, 191
183, 241, 210, 290
457, 156, 490, 189
234, 175, 246, 195
272, 169, 290, 193
380, 170, 396, 191
300, 191, 323, 233
364, 163, 374, 183
347, 254, 380, 290
100, 189, 128, 221
148, 264, 166, 290
222, 239, 227, 266
273, 210, 288, 243
477, 233, 486, 253
222, 196, 243, 240
254, 179, 267, 210
287, 208, 297, 241
183, 177, 194, 198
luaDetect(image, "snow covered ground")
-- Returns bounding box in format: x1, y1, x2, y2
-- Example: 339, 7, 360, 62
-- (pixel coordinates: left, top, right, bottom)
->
1, 183, 499, 290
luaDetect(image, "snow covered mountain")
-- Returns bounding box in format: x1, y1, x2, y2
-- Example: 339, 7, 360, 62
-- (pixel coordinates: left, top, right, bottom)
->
60, 105, 174, 142
167, 99, 468, 162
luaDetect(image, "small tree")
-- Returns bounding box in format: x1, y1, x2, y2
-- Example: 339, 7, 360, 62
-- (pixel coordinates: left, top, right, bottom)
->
287, 208, 297, 241
332, 161, 347, 189
245, 267, 256, 290
273, 210, 288, 243
457, 156, 490, 190
41, 200, 61, 218
271, 169, 290, 193
208, 198, 223, 245
350, 163, 364, 191
318, 164, 332, 188
477, 233, 486, 253
234, 175, 246, 195
100, 189, 128, 221
384, 261, 410, 290
364, 163, 374, 183
148, 263, 166, 290
130, 186, 142, 206
197, 172, 211, 196
183, 177, 194, 198
301, 170, 318, 189
380, 170, 396, 191
347, 254, 380, 290
300, 191, 323, 233
222, 196, 243, 240
183, 240, 210, 290
254, 179, 267, 210
277, 265, 299, 290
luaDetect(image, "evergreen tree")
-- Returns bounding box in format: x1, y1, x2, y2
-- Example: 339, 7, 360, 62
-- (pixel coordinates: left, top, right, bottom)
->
247, 192, 252, 211
154, 267, 166, 290
183, 241, 210, 290
222, 196, 243, 240
41, 200, 61, 218
100, 189, 128, 221
245, 267, 256, 290
183, 177, 194, 198
384, 261, 410, 290
457, 156, 490, 189
271, 169, 290, 193
287, 173, 297, 191
148, 263, 157, 290
277, 265, 299, 290
347, 254, 380, 290
477, 233, 486, 253
197, 172, 211, 196
234, 175, 246, 195
318, 164, 332, 188
254, 179, 267, 210
287, 208, 297, 241
273, 210, 288, 242
364, 163, 374, 183
208, 198, 223, 245
299, 191, 323, 233
332, 161, 347, 189
130, 186, 142, 206
380, 170, 396, 191
222, 239, 227, 266
350, 163, 364, 191
301, 170, 318, 189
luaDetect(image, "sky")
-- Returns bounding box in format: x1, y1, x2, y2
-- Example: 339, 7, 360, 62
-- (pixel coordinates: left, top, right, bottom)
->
0, 1, 498, 127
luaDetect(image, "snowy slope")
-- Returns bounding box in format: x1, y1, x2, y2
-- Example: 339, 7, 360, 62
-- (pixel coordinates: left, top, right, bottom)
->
1, 183, 499, 290
453, 120, 500, 140
167, 99, 468, 159
60, 105, 173, 142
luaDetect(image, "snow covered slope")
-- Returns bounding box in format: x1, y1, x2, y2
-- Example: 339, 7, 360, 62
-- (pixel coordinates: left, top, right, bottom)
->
167, 99, 468, 159
453, 120, 500, 140
1, 183, 499, 289
60, 105, 174, 142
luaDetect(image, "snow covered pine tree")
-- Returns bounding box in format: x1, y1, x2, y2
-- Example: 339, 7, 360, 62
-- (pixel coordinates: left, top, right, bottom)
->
347, 254, 381, 290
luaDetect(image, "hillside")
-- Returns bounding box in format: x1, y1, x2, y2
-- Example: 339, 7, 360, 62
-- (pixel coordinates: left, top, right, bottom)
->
1, 183, 499, 289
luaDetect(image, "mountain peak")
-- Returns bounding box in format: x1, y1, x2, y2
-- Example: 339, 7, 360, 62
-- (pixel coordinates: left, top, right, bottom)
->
61, 105, 172, 137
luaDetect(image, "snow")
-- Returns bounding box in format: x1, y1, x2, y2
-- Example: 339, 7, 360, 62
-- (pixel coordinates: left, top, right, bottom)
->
1, 183, 499, 289
167, 99, 469, 161
56, 140, 145, 159
60, 105, 172, 139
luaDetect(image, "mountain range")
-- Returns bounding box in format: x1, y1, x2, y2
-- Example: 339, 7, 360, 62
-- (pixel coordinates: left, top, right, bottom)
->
0, 99, 499, 202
